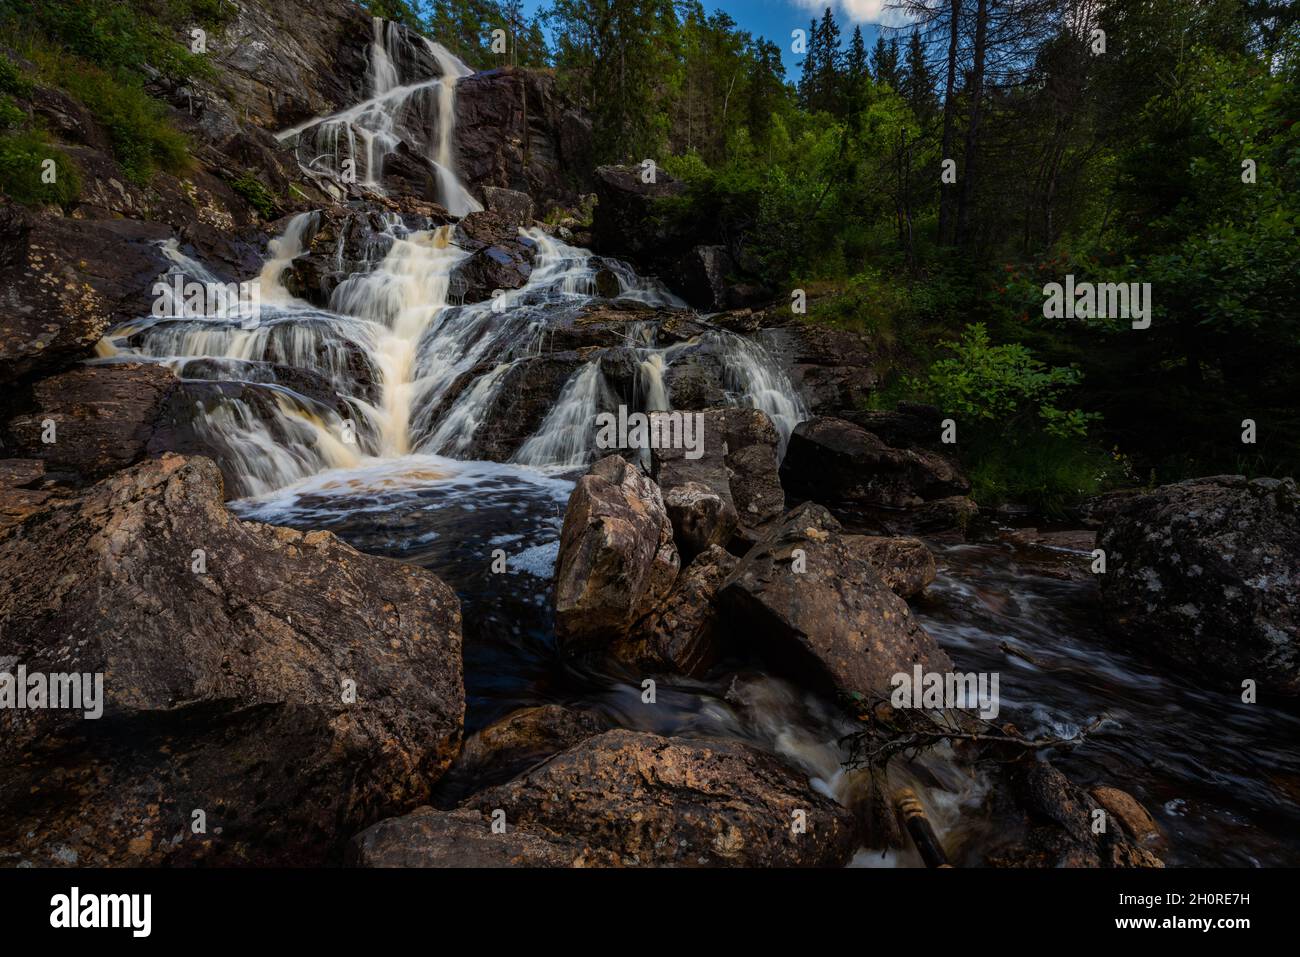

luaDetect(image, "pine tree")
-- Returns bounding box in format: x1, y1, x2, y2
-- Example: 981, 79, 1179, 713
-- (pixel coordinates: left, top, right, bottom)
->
901, 29, 934, 117
797, 17, 820, 111
870, 34, 900, 91
814, 6, 843, 114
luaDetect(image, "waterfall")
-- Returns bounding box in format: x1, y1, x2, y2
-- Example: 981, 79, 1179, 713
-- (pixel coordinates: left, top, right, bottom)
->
712, 331, 808, 453
276, 18, 482, 215
512, 364, 610, 468
95, 19, 808, 497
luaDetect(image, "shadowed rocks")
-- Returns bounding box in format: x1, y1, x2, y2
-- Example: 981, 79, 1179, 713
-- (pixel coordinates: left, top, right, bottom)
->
0, 454, 464, 866
554, 455, 679, 651
1099, 475, 1300, 694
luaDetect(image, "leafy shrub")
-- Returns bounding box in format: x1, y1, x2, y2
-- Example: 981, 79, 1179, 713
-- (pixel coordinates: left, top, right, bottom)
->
229, 171, 279, 219
55, 60, 190, 183
0, 92, 23, 129
0, 128, 80, 205
907, 323, 1114, 514
911, 323, 1095, 439
5, 0, 216, 80
0, 52, 33, 96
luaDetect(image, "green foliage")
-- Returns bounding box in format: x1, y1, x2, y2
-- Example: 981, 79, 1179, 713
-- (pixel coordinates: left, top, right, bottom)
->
0, 92, 23, 128
0, 51, 33, 96
965, 436, 1122, 518
903, 323, 1113, 514
0, 128, 80, 205
54, 57, 190, 183
913, 323, 1096, 439
2, 0, 218, 80
229, 171, 278, 219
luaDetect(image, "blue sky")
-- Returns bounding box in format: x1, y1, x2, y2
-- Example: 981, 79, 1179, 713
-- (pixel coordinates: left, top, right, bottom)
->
519, 1, 906, 77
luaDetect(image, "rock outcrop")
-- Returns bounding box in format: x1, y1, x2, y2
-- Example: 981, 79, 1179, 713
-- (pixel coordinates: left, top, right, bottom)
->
987, 763, 1164, 868
348, 806, 620, 867
849, 535, 937, 599
433, 704, 610, 802
612, 545, 738, 678
3, 362, 179, 484
782, 416, 969, 509
554, 455, 679, 650
462, 729, 859, 867
0, 454, 464, 866
719, 502, 952, 698
1098, 475, 1300, 694
649, 406, 785, 556
456, 68, 593, 211
0, 208, 170, 382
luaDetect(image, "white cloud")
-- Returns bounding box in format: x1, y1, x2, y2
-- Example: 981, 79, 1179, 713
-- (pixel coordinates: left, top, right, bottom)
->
790, 0, 913, 28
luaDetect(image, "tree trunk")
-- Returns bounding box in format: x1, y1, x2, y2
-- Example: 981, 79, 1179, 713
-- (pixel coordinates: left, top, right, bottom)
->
937, 0, 963, 246
955, 0, 988, 248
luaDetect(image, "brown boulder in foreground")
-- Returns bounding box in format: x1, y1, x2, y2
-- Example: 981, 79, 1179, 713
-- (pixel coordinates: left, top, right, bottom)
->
348, 806, 620, 868
464, 729, 858, 867
0, 454, 464, 866
848, 535, 937, 598
554, 455, 679, 650
719, 502, 952, 698
613, 544, 738, 677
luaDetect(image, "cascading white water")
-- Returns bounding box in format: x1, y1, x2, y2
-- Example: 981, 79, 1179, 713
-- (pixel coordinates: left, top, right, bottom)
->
96, 12, 805, 497
712, 332, 808, 453
512, 363, 610, 468
277, 18, 482, 215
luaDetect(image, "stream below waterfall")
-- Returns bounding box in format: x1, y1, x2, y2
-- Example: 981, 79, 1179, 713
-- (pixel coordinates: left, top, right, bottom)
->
93, 16, 1300, 868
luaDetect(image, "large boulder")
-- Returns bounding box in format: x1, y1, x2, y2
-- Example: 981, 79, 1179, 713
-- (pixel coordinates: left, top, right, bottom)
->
649, 410, 738, 560
463, 729, 859, 867
849, 535, 937, 599
435, 704, 610, 801
986, 763, 1164, 868
554, 455, 679, 649
482, 186, 537, 227
0, 454, 464, 866
347, 806, 620, 867
612, 544, 738, 678
1098, 476, 1300, 694
590, 164, 688, 268
718, 406, 786, 532
719, 502, 952, 698
756, 323, 882, 416
781, 416, 969, 509
649, 406, 784, 555
3, 362, 179, 483
0, 207, 169, 382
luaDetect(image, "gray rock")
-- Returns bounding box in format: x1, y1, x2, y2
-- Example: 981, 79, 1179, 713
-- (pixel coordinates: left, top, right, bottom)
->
1098, 475, 1300, 694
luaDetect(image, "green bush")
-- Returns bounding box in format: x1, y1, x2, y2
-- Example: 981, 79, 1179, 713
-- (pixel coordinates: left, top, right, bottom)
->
229, 171, 279, 220
0, 128, 80, 205
4, 0, 216, 80
56, 61, 190, 183
907, 323, 1116, 514
0, 52, 33, 96
0, 92, 24, 129
911, 323, 1095, 440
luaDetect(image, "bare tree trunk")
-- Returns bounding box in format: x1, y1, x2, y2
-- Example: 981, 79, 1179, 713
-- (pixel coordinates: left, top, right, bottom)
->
955, 0, 987, 248
938, 0, 963, 246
